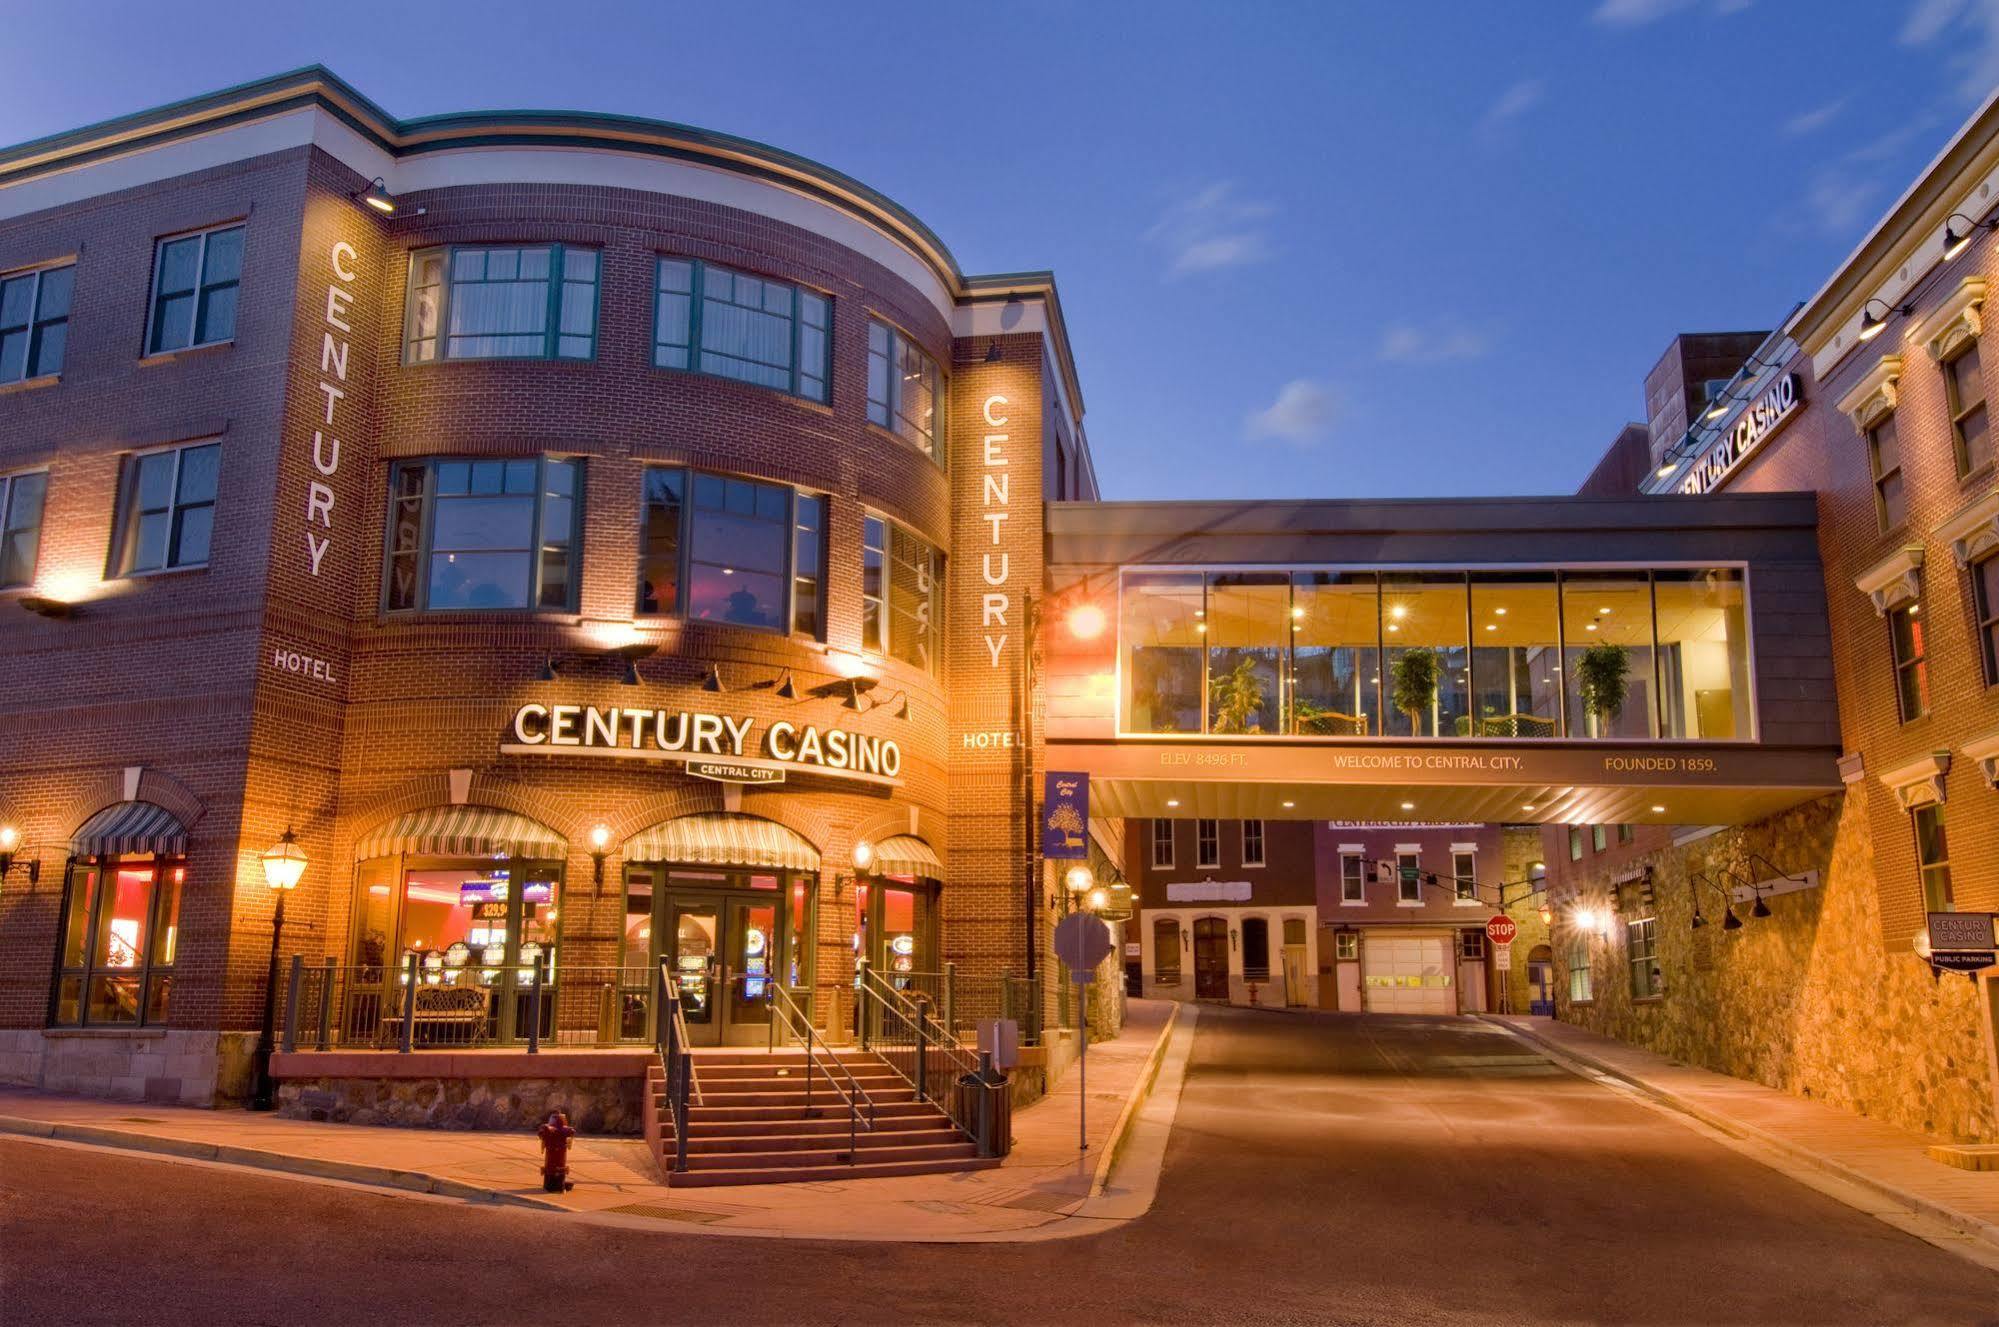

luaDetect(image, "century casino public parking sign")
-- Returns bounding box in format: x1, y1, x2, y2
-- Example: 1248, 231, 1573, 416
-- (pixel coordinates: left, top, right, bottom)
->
502, 702, 902, 787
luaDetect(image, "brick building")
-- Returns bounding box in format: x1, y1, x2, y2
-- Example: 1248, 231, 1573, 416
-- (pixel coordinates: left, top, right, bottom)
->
0, 68, 1105, 1106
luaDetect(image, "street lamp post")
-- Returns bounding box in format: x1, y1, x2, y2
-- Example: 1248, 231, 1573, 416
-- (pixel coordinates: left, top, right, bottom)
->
251, 827, 307, 1111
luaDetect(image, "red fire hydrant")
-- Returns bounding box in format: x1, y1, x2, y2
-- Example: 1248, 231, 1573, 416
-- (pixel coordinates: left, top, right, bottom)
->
538, 1110, 576, 1193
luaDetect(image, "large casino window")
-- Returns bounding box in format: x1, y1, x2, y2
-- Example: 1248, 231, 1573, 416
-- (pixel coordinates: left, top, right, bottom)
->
1561, 572, 1657, 739
866, 319, 946, 464
1291, 571, 1381, 736
861, 513, 943, 674
51, 859, 182, 1027
635, 466, 827, 639
383, 456, 580, 613
403, 244, 599, 363
1653, 569, 1750, 739
1468, 571, 1561, 738
146, 224, 243, 355
654, 258, 830, 402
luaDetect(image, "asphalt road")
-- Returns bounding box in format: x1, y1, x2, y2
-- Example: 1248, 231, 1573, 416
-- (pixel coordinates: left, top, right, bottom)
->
4, 1008, 1996, 1326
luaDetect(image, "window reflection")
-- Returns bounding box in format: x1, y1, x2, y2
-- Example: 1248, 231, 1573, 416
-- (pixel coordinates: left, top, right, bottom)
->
1206, 573, 1287, 734
1292, 572, 1380, 735
1561, 573, 1655, 738
1469, 572, 1560, 737
1383, 573, 1469, 738
1654, 569, 1749, 738
1121, 572, 1204, 733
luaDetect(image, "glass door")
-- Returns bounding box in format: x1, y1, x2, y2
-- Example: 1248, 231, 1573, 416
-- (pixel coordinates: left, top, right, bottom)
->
724, 899, 776, 1045
670, 900, 722, 1047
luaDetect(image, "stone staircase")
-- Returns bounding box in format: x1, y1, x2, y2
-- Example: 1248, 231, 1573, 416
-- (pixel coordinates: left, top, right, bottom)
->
646, 1048, 1000, 1187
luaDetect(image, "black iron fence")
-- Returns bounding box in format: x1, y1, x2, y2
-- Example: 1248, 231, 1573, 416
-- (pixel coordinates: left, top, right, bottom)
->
278, 955, 656, 1052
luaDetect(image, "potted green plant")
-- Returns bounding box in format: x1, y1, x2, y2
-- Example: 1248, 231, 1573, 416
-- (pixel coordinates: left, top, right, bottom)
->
1391, 648, 1440, 736
1209, 657, 1267, 734
1576, 641, 1631, 736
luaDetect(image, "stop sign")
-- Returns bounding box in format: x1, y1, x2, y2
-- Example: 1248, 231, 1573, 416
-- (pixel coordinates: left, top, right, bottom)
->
1486, 915, 1518, 946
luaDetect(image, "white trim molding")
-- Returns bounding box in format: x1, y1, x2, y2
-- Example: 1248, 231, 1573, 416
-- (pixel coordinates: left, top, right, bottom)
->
1960, 730, 1999, 789
1835, 354, 1903, 431
1915, 276, 1987, 363
1854, 543, 1926, 615
1937, 483, 1999, 567
1881, 750, 1952, 810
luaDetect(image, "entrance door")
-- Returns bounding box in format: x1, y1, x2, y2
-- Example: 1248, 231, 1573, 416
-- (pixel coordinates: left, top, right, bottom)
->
723, 898, 776, 1044
667, 895, 783, 1047
1193, 917, 1230, 1001
669, 901, 722, 1046
1527, 959, 1555, 1016
1281, 945, 1309, 1008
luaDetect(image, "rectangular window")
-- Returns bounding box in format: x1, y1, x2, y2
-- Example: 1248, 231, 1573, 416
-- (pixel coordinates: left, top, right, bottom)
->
404, 244, 598, 363
635, 466, 823, 636
1617, 823, 1634, 845
1151, 820, 1174, 870
1567, 938, 1593, 1003
147, 225, 243, 355
1459, 929, 1486, 960
1977, 556, 1999, 687
866, 319, 945, 464
1946, 343, 1990, 477
1240, 917, 1270, 981
1913, 803, 1953, 913
1453, 850, 1477, 901
113, 441, 219, 576
1568, 827, 1583, 861
1627, 918, 1663, 999
1197, 819, 1219, 869
861, 513, 942, 673
1335, 931, 1359, 960
1397, 851, 1422, 904
0, 262, 73, 382
1241, 820, 1265, 867
0, 470, 48, 588
51, 860, 182, 1028
1592, 824, 1608, 853
383, 456, 580, 612
1868, 415, 1905, 530
1890, 602, 1930, 722
654, 258, 829, 401
1153, 916, 1181, 980
1341, 853, 1366, 903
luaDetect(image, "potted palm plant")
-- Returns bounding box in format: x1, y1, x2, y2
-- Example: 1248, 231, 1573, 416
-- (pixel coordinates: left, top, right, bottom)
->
1576, 641, 1631, 737
1209, 657, 1268, 733
1390, 648, 1440, 736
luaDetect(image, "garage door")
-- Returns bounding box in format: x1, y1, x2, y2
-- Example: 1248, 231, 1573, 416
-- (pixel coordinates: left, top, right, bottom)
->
1362, 934, 1454, 1014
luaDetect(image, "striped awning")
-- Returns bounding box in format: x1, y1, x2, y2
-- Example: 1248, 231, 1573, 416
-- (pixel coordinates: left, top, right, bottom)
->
624, 814, 821, 872
70, 801, 187, 858
354, 806, 565, 862
873, 834, 942, 879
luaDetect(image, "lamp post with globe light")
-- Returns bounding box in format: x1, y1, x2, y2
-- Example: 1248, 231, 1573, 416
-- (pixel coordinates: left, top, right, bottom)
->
250, 828, 307, 1111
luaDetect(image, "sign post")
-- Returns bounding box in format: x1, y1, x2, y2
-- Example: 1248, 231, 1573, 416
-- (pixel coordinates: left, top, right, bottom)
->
1053, 911, 1113, 1153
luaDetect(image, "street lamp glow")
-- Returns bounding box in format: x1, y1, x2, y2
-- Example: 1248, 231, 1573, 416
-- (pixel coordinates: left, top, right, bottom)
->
852, 839, 875, 872
1066, 602, 1107, 640
1065, 864, 1094, 894
260, 828, 307, 892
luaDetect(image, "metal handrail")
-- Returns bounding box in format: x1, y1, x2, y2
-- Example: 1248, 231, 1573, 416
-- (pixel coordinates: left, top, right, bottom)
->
863, 967, 978, 1077
770, 981, 873, 1163
656, 959, 697, 1173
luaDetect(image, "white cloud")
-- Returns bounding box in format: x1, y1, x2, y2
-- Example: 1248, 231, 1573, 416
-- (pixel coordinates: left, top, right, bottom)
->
1479, 80, 1545, 135
1782, 98, 1845, 137
1379, 318, 1492, 364
1899, 0, 1999, 102
1143, 182, 1277, 279
1592, 0, 1748, 23
1244, 380, 1338, 445
1805, 169, 1882, 236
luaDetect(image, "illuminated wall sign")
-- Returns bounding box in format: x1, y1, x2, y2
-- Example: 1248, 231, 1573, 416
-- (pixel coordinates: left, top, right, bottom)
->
502, 704, 902, 785
980, 394, 1013, 668
305, 240, 359, 576
1678, 373, 1802, 496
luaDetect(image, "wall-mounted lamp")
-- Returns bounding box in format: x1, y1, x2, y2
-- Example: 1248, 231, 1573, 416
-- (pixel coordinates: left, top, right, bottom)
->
1064, 864, 1094, 895
1858, 297, 1914, 344
702, 663, 725, 693
1944, 212, 1999, 260
775, 670, 796, 699
0, 824, 38, 886
609, 641, 658, 685
537, 655, 560, 682
1181, 926, 1191, 951
984, 341, 1003, 363
852, 839, 875, 873
1085, 885, 1110, 913
19, 596, 74, 619
842, 679, 866, 709
1066, 602, 1107, 640
357, 178, 399, 214
590, 823, 611, 891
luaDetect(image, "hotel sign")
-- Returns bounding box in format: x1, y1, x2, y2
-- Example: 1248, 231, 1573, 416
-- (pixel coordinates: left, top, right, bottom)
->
502, 704, 902, 786
1678, 373, 1802, 496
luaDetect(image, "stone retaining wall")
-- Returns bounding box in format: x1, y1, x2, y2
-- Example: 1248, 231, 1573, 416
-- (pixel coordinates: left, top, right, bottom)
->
275, 1075, 643, 1134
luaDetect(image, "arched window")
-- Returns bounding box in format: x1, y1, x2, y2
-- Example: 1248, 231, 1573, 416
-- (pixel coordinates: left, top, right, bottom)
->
1153, 916, 1182, 981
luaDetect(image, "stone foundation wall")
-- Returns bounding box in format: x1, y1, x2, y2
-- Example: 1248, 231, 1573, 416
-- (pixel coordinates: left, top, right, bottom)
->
1552, 792, 1999, 1143
274, 1074, 643, 1134
0, 1029, 254, 1106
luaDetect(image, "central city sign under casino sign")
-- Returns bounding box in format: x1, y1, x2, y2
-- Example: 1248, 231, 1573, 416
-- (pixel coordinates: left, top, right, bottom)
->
502, 703, 902, 786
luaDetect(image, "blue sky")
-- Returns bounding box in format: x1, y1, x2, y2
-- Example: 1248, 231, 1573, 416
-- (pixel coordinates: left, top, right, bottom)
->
3, 1, 1995, 498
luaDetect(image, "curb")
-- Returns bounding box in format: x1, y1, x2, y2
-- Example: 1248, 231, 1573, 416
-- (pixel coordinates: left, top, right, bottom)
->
1088, 1003, 1181, 1199
1486, 1017, 1999, 1255
0, 1113, 559, 1211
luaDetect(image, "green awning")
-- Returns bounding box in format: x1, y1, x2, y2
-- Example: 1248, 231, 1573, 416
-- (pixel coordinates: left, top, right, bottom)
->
873, 835, 943, 879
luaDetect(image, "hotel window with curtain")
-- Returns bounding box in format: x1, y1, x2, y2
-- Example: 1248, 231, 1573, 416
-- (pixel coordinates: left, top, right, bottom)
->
866, 320, 945, 464
1944, 342, 1990, 478
1151, 820, 1175, 869
1975, 557, 1999, 686
0, 470, 47, 588
404, 244, 598, 363
635, 466, 825, 638
654, 258, 829, 401
1889, 601, 1929, 722
112, 441, 219, 576
861, 512, 942, 673
1241, 820, 1265, 867
51, 860, 182, 1028
384, 456, 580, 612
146, 224, 243, 355
1913, 803, 1953, 913
1867, 415, 1905, 531
0, 261, 73, 382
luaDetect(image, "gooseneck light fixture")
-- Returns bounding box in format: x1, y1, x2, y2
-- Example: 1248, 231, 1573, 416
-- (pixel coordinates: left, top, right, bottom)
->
0, 824, 38, 886
357, 178, 398, 214
252, 828, 308, 1111
1857, 297, 1914, 344
1944, 212, 1999, 260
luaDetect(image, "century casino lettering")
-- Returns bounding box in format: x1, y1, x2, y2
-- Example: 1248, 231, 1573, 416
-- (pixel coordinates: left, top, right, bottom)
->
980, 394, 1012, 668
307, 240, 358, 576
509, 704, 901, 778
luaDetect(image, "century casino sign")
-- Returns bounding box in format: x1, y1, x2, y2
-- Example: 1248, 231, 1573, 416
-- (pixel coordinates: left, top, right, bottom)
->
1678, 373, 1802, 495
502, 703, 901, 787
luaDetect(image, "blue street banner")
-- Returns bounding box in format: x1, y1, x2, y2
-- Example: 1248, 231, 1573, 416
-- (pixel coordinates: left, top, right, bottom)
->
1043, 771, 1089, 859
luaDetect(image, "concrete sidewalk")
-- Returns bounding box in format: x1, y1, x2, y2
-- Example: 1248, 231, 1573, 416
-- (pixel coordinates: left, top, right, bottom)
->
1492, 1014, 1999, 1254
0, 1000, 1187, 1243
